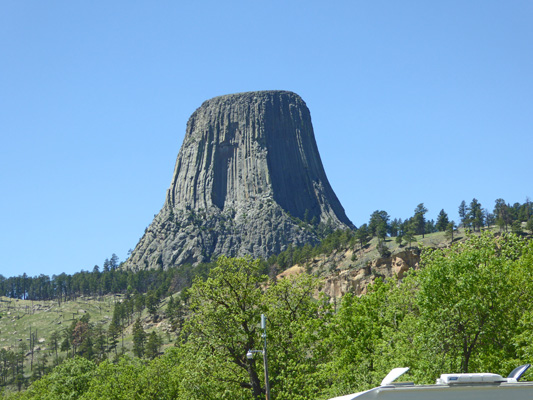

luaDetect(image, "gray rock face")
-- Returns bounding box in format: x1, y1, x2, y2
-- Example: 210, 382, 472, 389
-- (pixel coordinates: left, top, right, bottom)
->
126, 90, 353, 270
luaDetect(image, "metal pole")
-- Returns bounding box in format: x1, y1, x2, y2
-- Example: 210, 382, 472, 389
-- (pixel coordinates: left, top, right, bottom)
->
261, 314, 271, 400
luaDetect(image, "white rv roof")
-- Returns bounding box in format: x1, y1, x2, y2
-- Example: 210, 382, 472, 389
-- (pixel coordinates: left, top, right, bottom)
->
328, 366, 533, 400
329, 382, 533, 400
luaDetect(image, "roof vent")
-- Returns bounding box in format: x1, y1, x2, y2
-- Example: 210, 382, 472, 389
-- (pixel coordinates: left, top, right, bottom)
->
436, 373, 505, 385
381, 368, 410, 386
507, 364, 531, 383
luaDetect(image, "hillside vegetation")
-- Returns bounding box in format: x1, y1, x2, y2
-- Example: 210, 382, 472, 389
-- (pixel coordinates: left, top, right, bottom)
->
1, 197, 533, 398
1, 231, 533, 399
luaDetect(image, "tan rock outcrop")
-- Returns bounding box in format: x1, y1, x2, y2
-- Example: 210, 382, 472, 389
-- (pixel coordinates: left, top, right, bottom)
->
319, 249, 421, 299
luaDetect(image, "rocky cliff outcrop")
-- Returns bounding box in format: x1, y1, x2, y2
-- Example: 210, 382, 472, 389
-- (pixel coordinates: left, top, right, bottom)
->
293, 247, 421, 298
126, 91, 353, 270
319, 249, 421, 298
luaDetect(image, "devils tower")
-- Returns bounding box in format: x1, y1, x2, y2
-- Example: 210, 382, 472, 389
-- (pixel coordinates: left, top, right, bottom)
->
126, 90, 353, 270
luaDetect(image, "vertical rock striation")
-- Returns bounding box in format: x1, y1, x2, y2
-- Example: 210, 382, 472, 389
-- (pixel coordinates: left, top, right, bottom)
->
126, 90, 353, 270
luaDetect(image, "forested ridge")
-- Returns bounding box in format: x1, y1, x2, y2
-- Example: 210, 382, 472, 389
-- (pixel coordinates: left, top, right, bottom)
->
2, 197, 531, 302
1, 197, 533, 399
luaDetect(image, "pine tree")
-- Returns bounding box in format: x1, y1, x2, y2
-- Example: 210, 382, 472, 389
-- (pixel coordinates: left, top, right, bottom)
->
145, 331, 162, 360
146, 291, 160, 322
445, 221, 457, 243
368, 211, 390, 237
494, 198, 510, 231
132, 318, 146, 358
388, 218, 400, 237
395, 234, 403, 247
527, 218, 533, 234
468, 198, 484, 232
458, 200, 469, 228
354, 224, 370, 249
107, 321, 120, 356
403, 226, 416, 248
413, 203, 428, 237
435, 209, 449, 232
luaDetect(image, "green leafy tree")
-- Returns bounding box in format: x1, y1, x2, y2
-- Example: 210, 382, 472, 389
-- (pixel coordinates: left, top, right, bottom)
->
183, 256, 266, 399
80, 357, 148, 400
263, 274, 332, 399
323, 279, 404, 394
180, 256, 333, 400
413, 233, 526, 374
20, 357, 97, 399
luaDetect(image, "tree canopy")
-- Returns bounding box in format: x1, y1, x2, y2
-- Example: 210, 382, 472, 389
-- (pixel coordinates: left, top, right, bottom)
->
5, 232, 533, 399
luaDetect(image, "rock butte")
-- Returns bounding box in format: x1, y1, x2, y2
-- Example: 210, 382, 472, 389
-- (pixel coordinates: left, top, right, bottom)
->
126, 90, 353, 270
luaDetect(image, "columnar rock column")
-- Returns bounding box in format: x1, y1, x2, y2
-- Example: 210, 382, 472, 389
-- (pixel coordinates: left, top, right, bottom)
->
126, 90, 353, 270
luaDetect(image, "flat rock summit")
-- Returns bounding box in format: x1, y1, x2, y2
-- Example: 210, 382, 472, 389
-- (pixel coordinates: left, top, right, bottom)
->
126, 90, 353, 270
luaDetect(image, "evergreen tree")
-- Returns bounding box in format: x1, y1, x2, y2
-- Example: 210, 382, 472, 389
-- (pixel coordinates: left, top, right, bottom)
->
458, 200, 469, 228
494, 198, 510, 231
146, 291, 160, 322
377, 241, 391, 257
468, 198, 484, 231
445, 221, 457, 243
109, 254, 119, 270
395, 234, 403, 247
403, 227, 416, 248
354, 224, 370, 249
376, 221, 387, 243
435, 209, 449, 232
49, 330, 60, 366
425, 219, 436, 234
484, 210, 495, 228
107, 321, 120, 356
134, 292, 145, 316
413, 203, 428, 237
132, 318, 146, 358
93, 323, 107, 363
511, 220, 523, 234
368, 211, 390, 237
145, 331, 162, 360
388, 218, 400, 237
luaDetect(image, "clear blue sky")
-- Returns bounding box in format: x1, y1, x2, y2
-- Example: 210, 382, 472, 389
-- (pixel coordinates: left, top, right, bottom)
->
1, 1, 532, 278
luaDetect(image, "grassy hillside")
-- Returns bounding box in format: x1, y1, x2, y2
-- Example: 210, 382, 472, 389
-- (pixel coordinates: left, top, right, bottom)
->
0, 293, 177, 394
